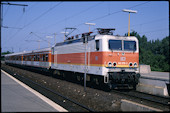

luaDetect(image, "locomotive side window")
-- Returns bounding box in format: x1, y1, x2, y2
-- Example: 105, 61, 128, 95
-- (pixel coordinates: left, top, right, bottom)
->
109, 40, 122, 50
95, 40, 100, 51
124, 41, 136, 51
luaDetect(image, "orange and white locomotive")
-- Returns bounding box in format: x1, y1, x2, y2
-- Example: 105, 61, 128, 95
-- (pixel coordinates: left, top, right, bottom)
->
5, 28, 140, 90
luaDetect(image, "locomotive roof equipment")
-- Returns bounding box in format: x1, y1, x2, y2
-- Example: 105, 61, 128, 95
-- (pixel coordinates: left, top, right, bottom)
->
97, 28, 115, 35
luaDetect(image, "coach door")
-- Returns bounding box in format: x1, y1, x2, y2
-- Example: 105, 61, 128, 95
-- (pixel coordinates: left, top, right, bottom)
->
52, 47, 57, 69
54, 51, 57, 68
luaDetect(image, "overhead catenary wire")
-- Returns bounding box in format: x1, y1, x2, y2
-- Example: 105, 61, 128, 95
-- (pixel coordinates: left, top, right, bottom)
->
3, 1, 149, 45
48, 1, 151, 38
73, 1, 151, 28
117, 17, 168, 30
138, 28, 169, 34
22, 2, 63, 29
36, 2, 104, 32
2, 2, 38, 39
3, 1, 168, 53
46, 1, 150, 37
32, 32, 53, 45
3, 2, 62, 45
3, 5, 10, 18
4, 7, 26, 39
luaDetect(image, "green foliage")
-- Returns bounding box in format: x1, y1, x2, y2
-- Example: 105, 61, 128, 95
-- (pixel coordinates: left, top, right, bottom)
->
1, 51, 13, 61
128, 31, 169, 72
1, 51, 13, 55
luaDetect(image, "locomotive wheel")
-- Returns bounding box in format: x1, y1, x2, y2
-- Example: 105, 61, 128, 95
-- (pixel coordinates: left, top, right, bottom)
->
76, 75, 81, 82
53, 70, 57, 75
95, 78, 99, 86
76, 75, 83, 85
62, 72, 66, 79
105, 81, 112, 92
133, 83, 137, 90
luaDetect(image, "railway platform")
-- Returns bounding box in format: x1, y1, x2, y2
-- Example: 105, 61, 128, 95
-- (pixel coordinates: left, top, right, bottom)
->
137, 65, 169, 97
1, 70, 68, 112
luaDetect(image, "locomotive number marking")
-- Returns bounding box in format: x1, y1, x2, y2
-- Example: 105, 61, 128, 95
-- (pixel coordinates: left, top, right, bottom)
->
118, 62, 128, 65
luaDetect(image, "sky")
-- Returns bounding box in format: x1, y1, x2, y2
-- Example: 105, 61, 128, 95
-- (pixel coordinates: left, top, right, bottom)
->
1, 1, 169, 53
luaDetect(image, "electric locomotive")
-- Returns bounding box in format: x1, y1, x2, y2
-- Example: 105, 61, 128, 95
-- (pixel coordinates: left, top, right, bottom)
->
51, 28, 140, 90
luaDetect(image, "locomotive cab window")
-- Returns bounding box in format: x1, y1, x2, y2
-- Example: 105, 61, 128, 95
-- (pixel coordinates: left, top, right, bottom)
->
124, 41, 136, 51
109, 40, 122, 50
95, 40, 100, 51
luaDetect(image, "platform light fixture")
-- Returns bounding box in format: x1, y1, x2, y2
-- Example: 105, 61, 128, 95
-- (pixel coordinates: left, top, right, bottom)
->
122, 9, 137, 36
61, 32, 69, 41
85, 23, 96, 32
46, 36, 53, 48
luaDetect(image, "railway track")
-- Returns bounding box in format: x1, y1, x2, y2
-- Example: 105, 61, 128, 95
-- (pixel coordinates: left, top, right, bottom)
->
111, 89, 169, 107
1, 67, 95, 112
1, 63, 169, 111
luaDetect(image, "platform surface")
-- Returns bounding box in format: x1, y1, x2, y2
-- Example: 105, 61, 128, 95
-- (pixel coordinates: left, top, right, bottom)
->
140, 71, 169, 82
1, 70, 67, 112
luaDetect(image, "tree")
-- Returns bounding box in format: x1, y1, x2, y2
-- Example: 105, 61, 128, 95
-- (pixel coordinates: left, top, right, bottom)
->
125, 31, 169, 72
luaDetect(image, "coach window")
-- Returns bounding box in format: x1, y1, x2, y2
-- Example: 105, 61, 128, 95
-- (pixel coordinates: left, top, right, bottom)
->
43, 54, 45, 61
35, 55, 37, 61
37, 55, 40, 61
40, 55, 43, 61
29, 56, 31, 61
46, 54, 48, 61
31, 56, 33, 61
33, 55, 35, 61
95, 40, 100, 51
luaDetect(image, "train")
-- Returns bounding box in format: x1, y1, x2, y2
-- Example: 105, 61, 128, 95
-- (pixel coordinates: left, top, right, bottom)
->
4, 28, 140, 91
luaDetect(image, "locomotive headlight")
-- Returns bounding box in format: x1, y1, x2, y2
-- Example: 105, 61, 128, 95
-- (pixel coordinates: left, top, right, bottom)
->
129, 62, 133, 67
108, 62, 112, 67
134, 62, 138, 67
113, 62, 117, 67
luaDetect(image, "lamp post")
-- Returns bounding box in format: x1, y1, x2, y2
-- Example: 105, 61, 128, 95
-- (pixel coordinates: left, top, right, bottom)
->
53, 33, 57, 45
82, 32, 92, 92
85, 23, 96, 32
122, 9, 137, 36
61, 32, 69, 41
46, 36, 53, 47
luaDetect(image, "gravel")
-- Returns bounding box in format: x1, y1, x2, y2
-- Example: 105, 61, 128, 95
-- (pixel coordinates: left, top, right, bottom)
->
1, 63, 169, 111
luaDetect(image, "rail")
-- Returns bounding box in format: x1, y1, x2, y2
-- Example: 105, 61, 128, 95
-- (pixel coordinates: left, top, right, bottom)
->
111, 89, 169, 106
